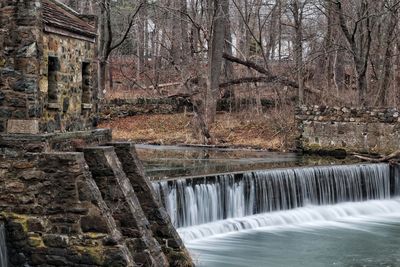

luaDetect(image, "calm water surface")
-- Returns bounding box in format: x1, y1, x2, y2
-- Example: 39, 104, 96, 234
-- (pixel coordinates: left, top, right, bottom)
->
136, 144, 356, 179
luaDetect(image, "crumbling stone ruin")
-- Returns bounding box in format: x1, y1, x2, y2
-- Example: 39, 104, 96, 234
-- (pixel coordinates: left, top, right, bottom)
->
0, 1, 193, 266
297, 105, 400, 154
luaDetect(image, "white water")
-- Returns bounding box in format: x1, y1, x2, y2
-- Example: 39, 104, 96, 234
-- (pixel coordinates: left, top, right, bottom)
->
178, 198, 400, 242
0, 222, 8, 267
153, 164, 396, 228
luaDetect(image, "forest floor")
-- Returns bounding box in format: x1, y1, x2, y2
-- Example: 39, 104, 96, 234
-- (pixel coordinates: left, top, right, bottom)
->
99, 110, 297, 151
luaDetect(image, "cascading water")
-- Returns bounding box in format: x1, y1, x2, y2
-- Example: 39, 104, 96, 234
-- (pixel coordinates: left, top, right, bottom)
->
153, 164, 396, 230
0, 222, 8, 267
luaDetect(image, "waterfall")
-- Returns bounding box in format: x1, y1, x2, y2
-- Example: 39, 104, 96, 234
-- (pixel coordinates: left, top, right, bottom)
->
153, 164, 397, 228
0, 222, 8, 267
178, 198, 400, 242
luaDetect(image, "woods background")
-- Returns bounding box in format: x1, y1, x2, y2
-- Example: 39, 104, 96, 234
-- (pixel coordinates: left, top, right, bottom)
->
60, 0, 400, 144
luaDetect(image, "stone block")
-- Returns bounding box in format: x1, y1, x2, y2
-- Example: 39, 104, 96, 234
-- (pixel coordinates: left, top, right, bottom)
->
7, 119, 39, 134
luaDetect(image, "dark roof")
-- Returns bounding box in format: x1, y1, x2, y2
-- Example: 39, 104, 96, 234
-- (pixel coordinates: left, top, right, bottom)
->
42, 0, 97, 39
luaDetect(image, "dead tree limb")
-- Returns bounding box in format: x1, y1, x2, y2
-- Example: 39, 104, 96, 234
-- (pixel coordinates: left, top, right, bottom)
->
352, 150, 400, 162
221, 53, 321, 94
219, 76, 298, 88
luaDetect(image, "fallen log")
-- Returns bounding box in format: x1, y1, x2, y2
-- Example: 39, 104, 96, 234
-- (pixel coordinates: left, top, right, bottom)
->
352, 150, 400, 162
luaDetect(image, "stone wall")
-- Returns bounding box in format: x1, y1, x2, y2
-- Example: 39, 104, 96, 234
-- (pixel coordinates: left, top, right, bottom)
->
82, 147, 168, 266
296, 105, 400, 154
111, 143, 191, 265
0, 0, 43, 133
101, 97, 275, 120
0, 0, 98, 134
38, 32, 98, 133
0, 153, 135, 266
0, 143, 193, 266
0, 129, 112, 155
101, 98, 192, 119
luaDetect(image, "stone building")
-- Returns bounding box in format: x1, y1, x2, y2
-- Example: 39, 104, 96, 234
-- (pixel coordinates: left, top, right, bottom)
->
0, 1, 193, 266
0, 0, 98, 134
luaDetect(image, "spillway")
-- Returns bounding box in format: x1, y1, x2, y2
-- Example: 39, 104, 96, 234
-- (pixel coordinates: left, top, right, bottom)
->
153, 164, 399, 229
153, 163, 400, 266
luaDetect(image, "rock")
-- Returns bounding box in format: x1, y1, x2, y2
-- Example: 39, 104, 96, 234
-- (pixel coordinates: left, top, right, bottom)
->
19, 170, 44, 180
102, 235, 119, 246
28, 235, 44, 247
27, 218, 45, 232
6, 181, 25, 193
16, 42, 37, 57
43, 234, 69, 248
80, 215, 109, 233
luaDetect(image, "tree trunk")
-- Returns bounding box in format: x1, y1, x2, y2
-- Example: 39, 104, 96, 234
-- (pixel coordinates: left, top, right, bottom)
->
292, 0, 304, 104
205, 0, 226, 126
335, 0, 372, 107
99, 60, 107, 99
222, 0, 234, 100
377, 9, 397, 106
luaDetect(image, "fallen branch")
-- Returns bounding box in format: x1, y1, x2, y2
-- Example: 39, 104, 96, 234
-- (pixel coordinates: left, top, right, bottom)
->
352, 149, 400, 162
222, 53, 321, 94
219, 76, 297, 88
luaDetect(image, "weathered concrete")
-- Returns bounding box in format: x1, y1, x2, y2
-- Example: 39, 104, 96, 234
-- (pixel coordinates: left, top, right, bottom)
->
111, 142, 193, 266
297, 105, 400, 154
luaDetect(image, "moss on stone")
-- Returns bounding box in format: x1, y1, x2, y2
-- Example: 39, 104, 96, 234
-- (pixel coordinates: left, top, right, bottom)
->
28, 235, 45, 248
75, 245, 105, 265
84, 232, 107, 240
163, 247, 194, 267
1, 212, 30, 232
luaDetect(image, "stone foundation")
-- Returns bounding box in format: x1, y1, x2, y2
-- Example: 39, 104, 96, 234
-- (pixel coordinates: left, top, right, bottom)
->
296, 105, 400, 154
0, 153, 135, 266
0, 143, 193, 266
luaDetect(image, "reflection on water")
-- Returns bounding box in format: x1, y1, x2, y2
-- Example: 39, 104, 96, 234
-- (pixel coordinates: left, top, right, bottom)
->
136, 144, 358, 179
187, 211, 400, 267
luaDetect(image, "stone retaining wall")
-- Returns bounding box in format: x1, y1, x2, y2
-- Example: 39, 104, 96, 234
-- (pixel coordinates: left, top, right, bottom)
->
296, 105, 400, 154
0, 143, 193, 266
82, 146, 168, 266
112, 143, 190, 265
101, 97, 275, 120
101, 98, 192, 119
0, 153, 135, 266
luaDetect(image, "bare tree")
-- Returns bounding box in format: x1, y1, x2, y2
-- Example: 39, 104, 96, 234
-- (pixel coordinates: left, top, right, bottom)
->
335, 0, 373, 106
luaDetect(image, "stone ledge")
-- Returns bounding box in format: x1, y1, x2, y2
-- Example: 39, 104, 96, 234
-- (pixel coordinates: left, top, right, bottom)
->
0, 128, 112, 155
